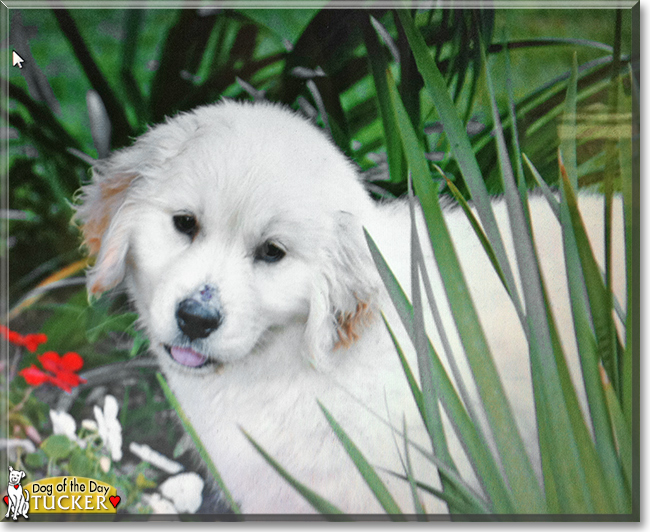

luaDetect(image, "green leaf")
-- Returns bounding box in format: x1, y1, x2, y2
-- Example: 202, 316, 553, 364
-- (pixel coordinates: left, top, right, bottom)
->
365, 231, 516, 514
620, 71, 635, 427
395, 10, 523, 320
558, 161, 624, 409
41, 434, 75, 461
600, 364, 632, 493
24, 450, 47, 469
559, 53, 579, 190
401, 418, 427, 517
479, 37, 552, 514
383, 316, 424, 422
68, 448, 94, 477
557, 160, 627, 512
241, 429, 350, 519
523, 153, 560, 220
362, 15, 405, 185
156, 373, 242, 515
439, 168, 509, 294
318, 402, 405, 518
387, 60, 537, 513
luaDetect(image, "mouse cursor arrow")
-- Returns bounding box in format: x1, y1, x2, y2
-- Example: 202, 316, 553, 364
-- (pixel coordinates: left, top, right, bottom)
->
12, 51, 24, 68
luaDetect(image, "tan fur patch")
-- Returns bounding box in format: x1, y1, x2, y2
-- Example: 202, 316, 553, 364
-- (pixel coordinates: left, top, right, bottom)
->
80, 172, 137, 256
334, 301, 373, 349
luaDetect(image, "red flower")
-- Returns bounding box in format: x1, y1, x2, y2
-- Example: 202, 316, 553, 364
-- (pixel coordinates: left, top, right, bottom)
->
19, 352, 87, 393
20, 365, 52, 387
39, 351, 84, 374
0, 326, 48, 352
22, 333, 48, 353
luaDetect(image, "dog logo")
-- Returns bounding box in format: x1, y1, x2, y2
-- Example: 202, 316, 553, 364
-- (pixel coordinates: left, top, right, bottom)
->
4, 466, 29, 520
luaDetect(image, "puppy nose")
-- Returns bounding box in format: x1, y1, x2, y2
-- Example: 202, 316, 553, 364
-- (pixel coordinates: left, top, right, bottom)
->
176, 298, 223, 340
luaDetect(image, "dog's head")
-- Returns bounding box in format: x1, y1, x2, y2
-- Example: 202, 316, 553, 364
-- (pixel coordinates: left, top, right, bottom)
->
76, 101, 380, 371
8, 467, 25, 484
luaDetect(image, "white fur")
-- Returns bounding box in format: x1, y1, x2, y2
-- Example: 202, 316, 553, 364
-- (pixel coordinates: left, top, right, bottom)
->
76, 101, 625, 514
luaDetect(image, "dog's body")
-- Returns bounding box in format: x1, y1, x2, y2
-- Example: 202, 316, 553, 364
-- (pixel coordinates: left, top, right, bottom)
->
6, 467, 29, 520
76, 101, 624, 514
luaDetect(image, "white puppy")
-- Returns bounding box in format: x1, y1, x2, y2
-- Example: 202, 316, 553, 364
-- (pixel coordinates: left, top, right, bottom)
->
76, 101, 624, 515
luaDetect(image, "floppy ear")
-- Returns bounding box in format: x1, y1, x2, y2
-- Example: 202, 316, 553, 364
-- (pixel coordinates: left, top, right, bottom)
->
303, 211, 380, 366
74, 154, 141, 296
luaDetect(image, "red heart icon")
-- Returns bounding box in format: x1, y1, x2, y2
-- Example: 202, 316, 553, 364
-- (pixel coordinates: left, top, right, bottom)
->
14, 485, 19, 489
3, 495, 7, 505
109, 495, 120, 509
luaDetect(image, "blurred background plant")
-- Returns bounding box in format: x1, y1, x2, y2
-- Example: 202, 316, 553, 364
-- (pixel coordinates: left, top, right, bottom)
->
2, 4, 637, 518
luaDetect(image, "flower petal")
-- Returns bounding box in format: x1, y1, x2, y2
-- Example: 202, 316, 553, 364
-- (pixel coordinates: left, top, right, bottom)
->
22, 333, 48, 353
60, 352, 84, 372
49, 410, 77, 440
159, 472, 204, 514
141, 493, 177, 514
103, 395, 119, 421
19, 365, 51, 387
38, 351, 63, 373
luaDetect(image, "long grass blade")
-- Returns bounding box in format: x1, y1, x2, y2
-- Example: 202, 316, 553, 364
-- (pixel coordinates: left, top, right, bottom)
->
619, 73, 634, 426
156, 373, 242, 515
401, 418, 427, 517
380, 436, 493, 514
522, 153, 561, 220
480, 39, 566, 514
241, 429, 350, 518
387, 62, 542, 513
439, 169, 510, 299
383, 316, 424, 422
381, 397, 426, 517
557, 159, 628, 512
396, 10, 523, 322
599, 364, 632, 492
363, 15, 405, 184
559, 53, 579, 189
317, 402, 405, 518
558, 159, 624, 409
407, 175, 457, 510
365, 231, 515, 513
381, 470, 490, 515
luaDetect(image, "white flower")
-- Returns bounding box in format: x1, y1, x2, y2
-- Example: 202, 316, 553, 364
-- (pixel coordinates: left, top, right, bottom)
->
129, 442, 183, 475
99, 456, 111, 473
141, 493, 177, 514
159, 472, 204, 514
94, 395, 122, 461
49, 410, 86, 449
81, 419, 98, 432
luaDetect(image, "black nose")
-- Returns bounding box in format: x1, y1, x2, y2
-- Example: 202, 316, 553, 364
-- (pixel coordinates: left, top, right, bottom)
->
176, 298, 223, 340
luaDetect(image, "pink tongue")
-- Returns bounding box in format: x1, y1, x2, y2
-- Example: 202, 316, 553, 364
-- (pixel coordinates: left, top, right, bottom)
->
170, 346, 208, 368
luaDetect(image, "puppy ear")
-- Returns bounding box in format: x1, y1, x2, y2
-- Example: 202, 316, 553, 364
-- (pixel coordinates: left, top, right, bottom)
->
20, 471, 25, 480
74, 154, 141, 296
304, 211, 379, 366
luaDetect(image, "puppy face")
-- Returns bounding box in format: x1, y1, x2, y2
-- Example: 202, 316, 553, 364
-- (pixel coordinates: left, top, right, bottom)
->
76, 102, 379, 371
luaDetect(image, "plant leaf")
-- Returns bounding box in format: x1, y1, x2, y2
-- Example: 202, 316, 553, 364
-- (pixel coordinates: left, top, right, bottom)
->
156, 373, 242, 515
241, 429, 351, 519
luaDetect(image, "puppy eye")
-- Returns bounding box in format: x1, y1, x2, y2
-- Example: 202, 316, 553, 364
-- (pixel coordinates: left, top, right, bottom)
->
255, 241, 286, 263
173, 214, 198, 238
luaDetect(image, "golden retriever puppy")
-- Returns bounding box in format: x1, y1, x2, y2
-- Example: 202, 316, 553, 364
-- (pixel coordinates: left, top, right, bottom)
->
75, 101, 624, 514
